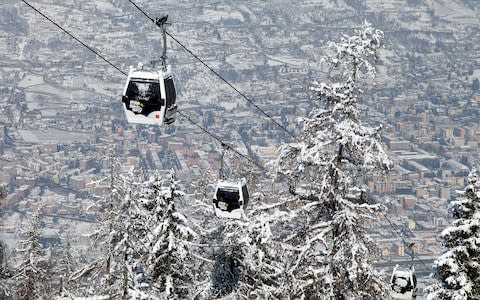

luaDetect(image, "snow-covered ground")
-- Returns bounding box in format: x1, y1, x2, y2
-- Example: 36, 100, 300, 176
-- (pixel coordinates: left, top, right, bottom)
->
18, 74, 44, 89
197, 8, 245, 23
429, 0, 478, 25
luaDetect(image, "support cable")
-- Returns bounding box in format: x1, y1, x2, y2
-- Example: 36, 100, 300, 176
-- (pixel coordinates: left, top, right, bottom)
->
125, 3, 431, 268
126, 0, 298, 141
118, 0, 434, 272
21, 3, 429, 267
176, 110, 267, 173
381, 211, 432, 271
21, 0, 268, 174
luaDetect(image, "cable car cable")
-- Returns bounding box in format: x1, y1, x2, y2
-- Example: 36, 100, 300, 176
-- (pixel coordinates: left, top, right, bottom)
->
176, 110, 267, 173
125, 2, 434, 264
126, 0, 156, 23
381, 211, 431, 271
165, 31, 297, 141
22, 1, 430, 244
126, 0, 298, 142
20, 0, 268, 175
20, 0, 127, 77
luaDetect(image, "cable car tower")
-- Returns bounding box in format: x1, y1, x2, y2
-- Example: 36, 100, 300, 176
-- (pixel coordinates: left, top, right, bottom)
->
122, 14, 177, 125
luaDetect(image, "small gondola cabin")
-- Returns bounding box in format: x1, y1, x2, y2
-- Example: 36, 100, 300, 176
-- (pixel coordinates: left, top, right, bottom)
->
122, 66, 177, 125
390, 266, 417, 300
213, 178, 249, 219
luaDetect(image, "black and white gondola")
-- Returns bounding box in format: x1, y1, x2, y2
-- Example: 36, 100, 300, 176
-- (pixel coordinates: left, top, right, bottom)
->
121, 14, 176, 125
390, 243, 417, 299
390, 265, 417, 299
122, 65, 176, 125
213, 178, 249, 219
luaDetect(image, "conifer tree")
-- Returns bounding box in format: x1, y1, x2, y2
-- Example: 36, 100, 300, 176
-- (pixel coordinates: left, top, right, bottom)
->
57, 231, 79, 298
275, 21, 391, 299
80, 157, 123, 297
142, 172, 196, 299
13, 212, 51, 300
111, 166, 150, 299
210, 220, 244, 298
0, 185, 8, 299
0, 201, 11, 300
235, 215, 289, 299
80, 155, 147, 299
0, 240, 11, 300
426, 168, 480, 299
209, 193, 294, 299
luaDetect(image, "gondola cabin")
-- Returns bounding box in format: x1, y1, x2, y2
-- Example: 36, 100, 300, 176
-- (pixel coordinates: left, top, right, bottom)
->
122, 65, 177, 125
213, 178, 249, 219
390, 265, 417, 299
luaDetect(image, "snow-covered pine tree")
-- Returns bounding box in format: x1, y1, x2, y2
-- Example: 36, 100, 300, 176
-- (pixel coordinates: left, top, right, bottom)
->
0, 205, 11, 300
13, 212, 52, 300
56, 231, 79, 298
78, 156, 123, 297
110, 166, 151, 299
142, 171, 196, 299
187, 171, 229, 299
275, 21, 391, 299
210, 220, 244, 298
426, 168, 480, 299
79, 155, 148, 299
0, 240, 11, 300
0, 186, 8, 298
207, 190, 296, 299
232, 215, 290, 299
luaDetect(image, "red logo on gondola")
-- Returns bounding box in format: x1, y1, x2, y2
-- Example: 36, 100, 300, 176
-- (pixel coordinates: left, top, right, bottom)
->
156, 114, 160, 119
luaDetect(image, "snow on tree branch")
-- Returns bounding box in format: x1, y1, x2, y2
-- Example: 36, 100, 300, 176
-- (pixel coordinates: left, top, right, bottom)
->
427, 168, 480, 299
